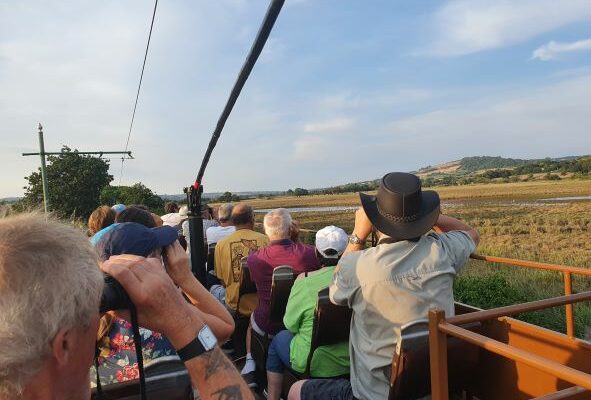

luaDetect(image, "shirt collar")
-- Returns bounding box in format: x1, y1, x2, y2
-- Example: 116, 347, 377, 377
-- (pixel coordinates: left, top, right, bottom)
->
269, 238, 292, 246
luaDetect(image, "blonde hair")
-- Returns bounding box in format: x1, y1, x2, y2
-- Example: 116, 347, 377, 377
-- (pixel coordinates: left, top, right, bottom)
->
0, 213, 103, 395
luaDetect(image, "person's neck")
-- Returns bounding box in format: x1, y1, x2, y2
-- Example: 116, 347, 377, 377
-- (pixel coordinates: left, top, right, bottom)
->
234, 223, 253, 231
19, 369, 62, 400
269, 236, 290, 242
220, 221, 233, 227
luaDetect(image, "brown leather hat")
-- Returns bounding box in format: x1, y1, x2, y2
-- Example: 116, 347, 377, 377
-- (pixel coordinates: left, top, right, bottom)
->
359, 172, 440, 240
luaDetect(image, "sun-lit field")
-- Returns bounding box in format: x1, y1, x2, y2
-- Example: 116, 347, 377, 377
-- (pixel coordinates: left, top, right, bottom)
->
248, 179, 591, 337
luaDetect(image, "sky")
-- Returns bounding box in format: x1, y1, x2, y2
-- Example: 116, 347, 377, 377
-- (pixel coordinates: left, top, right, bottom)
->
1, 0, 591, 198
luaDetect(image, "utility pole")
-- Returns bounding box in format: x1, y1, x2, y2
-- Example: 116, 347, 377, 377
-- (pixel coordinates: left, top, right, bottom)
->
22, 124, 134, 214
37, 123, 50, 213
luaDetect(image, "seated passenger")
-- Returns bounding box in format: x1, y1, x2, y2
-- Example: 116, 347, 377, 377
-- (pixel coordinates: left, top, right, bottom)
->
87, 205, 116, 237
92, 222, 234, 386
289, 172, 479, 400
116, 206, 157, 228
210, 203, 268, 312
0, 213, 252, 400
242, 209, 320, 385
161, 201, 180, 227
266, 225, 350, 400
182, 204, 219, 252
206, 203, 236, 245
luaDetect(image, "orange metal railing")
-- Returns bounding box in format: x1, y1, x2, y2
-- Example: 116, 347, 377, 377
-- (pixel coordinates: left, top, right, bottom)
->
470, 254, 591, 337
428, 291, 591, 400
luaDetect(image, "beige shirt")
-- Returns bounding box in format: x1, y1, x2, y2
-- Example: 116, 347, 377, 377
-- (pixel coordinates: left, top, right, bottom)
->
330, 231, 475, 400
214, 229, 269, 313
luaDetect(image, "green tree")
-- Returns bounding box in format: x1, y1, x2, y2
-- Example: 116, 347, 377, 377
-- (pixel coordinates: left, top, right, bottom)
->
215, 191, 241, 203
18, 146, 112, 219
100, 183, 164, 213
293, 188, 309, 196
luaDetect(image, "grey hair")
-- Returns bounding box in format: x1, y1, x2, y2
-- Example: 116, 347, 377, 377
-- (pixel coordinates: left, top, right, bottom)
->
0, 213, 103, 395
263, 208, 292, 239
218, 203, 234, 223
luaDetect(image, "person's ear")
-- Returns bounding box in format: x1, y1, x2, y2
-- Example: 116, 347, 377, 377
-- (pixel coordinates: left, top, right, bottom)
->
51, 327, 74, 367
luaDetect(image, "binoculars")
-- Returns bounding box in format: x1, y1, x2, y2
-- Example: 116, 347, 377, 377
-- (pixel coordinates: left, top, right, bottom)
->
100, 274, 133, 313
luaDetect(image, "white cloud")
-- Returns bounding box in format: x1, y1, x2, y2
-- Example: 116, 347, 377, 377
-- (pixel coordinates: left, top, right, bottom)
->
532, 38, 591, 61
423, 0, 591, 56
303, 117, 354, 133
293, 135, 326, 161
386, 74, 591, 158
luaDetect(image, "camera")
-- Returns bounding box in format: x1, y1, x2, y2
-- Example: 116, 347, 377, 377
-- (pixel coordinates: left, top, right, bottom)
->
100, 274, 133, 313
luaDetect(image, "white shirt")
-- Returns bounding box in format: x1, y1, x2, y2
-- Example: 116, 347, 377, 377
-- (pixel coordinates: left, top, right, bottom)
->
205, 225, 236, 245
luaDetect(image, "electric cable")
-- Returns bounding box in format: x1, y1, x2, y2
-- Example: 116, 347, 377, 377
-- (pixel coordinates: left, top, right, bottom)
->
119, 0, 159, 184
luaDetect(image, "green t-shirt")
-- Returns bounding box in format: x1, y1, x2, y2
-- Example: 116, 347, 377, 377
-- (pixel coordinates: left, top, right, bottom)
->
283, 266, 350, 377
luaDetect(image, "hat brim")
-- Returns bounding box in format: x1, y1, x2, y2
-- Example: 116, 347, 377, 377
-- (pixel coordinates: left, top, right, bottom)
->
151, 226, 179, 247
359, 190, 440, 240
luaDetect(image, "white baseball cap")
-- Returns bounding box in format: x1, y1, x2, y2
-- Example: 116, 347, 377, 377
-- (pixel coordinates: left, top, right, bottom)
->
315, 225, 348, 259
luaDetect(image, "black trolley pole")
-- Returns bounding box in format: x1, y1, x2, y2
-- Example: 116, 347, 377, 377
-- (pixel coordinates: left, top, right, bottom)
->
185, 0, 285, 284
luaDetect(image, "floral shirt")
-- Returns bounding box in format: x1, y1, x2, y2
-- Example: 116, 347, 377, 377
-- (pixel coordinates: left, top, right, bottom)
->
90, 318, 176, 387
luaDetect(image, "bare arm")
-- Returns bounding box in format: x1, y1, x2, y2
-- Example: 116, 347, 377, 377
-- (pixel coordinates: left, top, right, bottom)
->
164, 241, 235, 342
433, 214, 479, 246
342, 207, 373, 256
102, 256, 252, 400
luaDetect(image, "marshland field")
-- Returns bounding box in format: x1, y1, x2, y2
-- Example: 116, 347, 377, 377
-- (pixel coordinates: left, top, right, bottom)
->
248, 179, 591, 337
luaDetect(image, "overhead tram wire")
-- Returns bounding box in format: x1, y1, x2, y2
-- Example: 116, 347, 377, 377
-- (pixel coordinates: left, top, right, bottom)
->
119, 0, 159, 185
185, 0, 286, 285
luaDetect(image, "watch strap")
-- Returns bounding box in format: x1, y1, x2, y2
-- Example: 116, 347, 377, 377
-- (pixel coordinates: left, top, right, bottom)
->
348, 234, 366, 245
176, 326, 215, 362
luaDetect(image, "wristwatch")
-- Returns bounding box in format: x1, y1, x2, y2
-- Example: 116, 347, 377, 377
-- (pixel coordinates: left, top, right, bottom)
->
348, 233, 366, 245
177, 325, 217, 362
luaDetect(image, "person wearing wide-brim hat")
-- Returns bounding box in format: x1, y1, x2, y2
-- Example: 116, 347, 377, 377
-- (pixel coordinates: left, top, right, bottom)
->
290, 172, 480, 400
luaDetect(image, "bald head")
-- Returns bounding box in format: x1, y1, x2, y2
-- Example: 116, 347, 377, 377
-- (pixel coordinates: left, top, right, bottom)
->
231, 203, 255, 230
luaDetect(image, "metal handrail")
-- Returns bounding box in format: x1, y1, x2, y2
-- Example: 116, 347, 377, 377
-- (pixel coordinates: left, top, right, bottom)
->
470, 253, 590, 337
446, 291, 591, 326
470, 254, 591, 277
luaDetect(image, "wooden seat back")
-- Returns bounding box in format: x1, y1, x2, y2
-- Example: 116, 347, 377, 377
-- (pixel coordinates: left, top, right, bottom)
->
269, 265, 295, 322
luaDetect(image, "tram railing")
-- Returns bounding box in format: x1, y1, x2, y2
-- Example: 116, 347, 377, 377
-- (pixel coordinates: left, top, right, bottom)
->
470, 254, 591, 337
428, 291, 591, 400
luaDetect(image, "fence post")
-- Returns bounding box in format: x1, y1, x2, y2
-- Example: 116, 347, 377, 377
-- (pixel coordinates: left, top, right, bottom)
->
564, 272, 575, 337
429, 308, 449, 400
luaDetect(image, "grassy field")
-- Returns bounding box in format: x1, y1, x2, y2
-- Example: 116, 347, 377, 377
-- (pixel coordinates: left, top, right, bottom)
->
248, 179, 591, 338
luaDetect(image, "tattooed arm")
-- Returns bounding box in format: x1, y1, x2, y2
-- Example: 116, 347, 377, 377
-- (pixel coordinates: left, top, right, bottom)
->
185, 347, 252, 399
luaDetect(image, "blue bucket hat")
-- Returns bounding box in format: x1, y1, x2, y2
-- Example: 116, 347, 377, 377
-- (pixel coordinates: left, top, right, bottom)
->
94, 222, 178, 261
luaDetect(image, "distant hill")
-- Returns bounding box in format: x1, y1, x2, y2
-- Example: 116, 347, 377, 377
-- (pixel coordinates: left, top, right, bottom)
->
311, 155, 590, 194
416, 155, 582, 175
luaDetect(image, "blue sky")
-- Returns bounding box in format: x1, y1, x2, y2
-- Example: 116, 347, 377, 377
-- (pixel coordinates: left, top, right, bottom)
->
1, 0, 591, 197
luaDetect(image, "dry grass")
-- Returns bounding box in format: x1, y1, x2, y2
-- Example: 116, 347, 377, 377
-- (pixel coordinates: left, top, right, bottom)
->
245, 178, 590, 209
